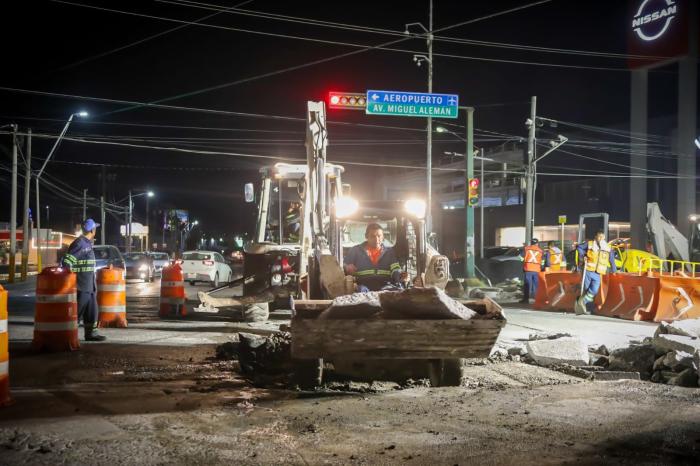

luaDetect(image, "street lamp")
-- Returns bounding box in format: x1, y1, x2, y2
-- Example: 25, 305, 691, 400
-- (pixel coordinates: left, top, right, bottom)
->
35, 111, 88, 270
123, 190, 156, 252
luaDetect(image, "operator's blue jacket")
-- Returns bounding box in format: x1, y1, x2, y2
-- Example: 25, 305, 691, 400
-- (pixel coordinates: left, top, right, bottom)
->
61, 235, 97, 292
345, 242, 402, 291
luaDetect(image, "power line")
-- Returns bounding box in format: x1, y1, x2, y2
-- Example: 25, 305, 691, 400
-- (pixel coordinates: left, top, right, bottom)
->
52, 0, 567, 117
165, 0, 668, 61
54, 0, 254, 72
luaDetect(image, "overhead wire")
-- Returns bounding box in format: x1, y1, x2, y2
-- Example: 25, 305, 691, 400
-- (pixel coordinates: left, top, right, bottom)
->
164, 0, 667, 60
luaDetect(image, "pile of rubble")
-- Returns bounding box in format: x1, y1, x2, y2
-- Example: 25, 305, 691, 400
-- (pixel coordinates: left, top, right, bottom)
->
506, 319, 700, 388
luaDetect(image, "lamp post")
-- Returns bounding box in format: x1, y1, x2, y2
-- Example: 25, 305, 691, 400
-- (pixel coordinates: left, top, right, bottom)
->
119, 190, 154, 252
35, 111, 88, 271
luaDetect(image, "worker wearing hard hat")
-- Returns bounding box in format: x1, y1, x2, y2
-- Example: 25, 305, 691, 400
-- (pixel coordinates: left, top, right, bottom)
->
520, 238, 543, 304
575, 230, 617, 315
543, 241, 564, 272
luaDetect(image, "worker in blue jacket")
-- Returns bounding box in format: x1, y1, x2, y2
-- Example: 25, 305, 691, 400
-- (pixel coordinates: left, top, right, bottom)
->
344, 223, 404, 292
62, 219, 107, 341
575, 230, 617, 315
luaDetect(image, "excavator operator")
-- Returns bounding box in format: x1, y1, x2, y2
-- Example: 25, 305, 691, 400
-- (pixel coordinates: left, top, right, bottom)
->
344, 223, 405, 292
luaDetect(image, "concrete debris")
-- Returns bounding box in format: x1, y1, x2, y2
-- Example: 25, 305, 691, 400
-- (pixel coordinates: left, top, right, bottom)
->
379, 287, 477, 320
528, 332, 572, 341
215, 341, 238, 360
468, 287, 502, 300
444, 280, 464, 298
667, 368, 699, 388
507, 346, 524, 357
661, 350, 695, 372
652, 334, 700, 356
232, 332, 292, 381
319, 292, 383, 320
589, 345, 610, 357
525, 337, 590, 367
589, 353, 609, 367
591, 371, 640, 381
607, 345, 656, 380
654, 319, 700, 339
489, 348, 509, 361
243, 303, 270, 322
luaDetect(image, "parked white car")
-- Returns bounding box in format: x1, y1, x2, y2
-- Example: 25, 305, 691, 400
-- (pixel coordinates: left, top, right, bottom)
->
180, 250, 232, 287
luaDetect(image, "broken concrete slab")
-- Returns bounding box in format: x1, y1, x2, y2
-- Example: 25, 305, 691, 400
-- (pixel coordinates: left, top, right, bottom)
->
525, 337, 589, 367
319, 292, 383, 319
243, 303, 270, 322
654, 319, 700, 339
528, 332, 572, 341
667, 368, 699, 388
379, 287, 477, 320
592, 371, 640, 381
589, 352, 609, 367
661, 350, 695, 372
652, 334, 700, 356
589, 345, 610, 356
607, 345, 656, 380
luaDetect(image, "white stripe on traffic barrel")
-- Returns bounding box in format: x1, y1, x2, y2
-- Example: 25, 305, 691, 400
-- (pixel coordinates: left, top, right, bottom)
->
0, 361, 8, 375
0, 319, 6, 333
34, 321, 79, 331
97, 305, 126, 313
36, 293, 77, 304
97, 284, 126, 292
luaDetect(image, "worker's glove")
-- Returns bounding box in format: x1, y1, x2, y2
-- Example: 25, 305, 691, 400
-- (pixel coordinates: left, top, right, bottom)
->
344, 263, 357, 275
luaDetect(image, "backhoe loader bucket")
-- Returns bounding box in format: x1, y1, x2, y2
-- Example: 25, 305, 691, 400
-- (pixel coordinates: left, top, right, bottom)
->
597, 273, 658, 321
653, 275, 700, 322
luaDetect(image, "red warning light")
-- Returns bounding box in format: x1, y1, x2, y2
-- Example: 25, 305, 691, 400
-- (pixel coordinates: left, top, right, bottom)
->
329, 92, 367, 110
469, 178, 480, 188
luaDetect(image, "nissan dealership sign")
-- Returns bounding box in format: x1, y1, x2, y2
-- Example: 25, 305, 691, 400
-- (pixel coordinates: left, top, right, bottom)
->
632, 0, 678, 41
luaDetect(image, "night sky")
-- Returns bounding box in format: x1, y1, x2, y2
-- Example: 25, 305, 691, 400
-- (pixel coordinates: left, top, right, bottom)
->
0, 0, 695, 243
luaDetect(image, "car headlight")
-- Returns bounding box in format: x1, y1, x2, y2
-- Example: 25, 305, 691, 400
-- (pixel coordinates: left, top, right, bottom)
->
404, 199, 426, 219
139, 264, 148, 271
335, 196, 359, 219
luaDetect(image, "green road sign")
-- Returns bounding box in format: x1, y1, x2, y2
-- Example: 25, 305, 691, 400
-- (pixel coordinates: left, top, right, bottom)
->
365, 90, 459, 118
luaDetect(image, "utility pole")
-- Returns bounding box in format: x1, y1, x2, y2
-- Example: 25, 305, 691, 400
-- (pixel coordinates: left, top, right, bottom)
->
524, 96, 537, 245
145, 191, 150, 251
21, 129, 31, 280
82, 189, 87, 220
9, 125, 18, 283
127, 190, 132, 253
426, 0, 434, 233
464, 107, 475, 279
100, 196, 106, 245
480, 147, 485, 259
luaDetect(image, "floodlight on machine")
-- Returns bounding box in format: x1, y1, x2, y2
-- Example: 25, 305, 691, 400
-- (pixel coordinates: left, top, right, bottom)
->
335, 197, 359, 218
404, 199, 426, 219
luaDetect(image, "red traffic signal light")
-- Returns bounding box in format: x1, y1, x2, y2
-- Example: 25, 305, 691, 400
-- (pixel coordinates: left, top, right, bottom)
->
328, 92, 367, 110
468, 178, 480, 189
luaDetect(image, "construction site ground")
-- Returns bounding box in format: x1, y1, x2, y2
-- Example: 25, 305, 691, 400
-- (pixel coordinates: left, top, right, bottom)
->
2, 276, 700, 465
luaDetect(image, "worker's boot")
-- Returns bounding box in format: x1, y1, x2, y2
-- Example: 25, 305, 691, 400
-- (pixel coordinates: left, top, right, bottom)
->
85, 327, 107, 342
574, 297, 587, 316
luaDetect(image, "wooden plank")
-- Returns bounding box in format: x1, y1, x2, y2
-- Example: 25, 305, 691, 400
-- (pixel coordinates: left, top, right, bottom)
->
291, 318, 504, 359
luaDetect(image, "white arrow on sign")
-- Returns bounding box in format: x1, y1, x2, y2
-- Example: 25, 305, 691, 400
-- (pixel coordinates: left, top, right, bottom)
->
371, 93, 379, 101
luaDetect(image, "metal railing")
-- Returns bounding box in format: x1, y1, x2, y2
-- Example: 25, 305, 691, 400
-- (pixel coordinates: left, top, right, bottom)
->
639, 257, 700, 278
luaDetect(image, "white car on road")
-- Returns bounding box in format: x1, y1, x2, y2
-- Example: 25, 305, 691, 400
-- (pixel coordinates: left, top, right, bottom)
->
180, 250, 232, 287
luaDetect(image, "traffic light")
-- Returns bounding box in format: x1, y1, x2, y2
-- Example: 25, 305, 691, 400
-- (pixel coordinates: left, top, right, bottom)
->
328, 92, 367, 110
468, 178, 480, 207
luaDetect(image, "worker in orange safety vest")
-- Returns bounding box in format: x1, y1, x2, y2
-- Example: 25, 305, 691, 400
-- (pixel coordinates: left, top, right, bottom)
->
520, 238, 543, 303
543, 241, 563, 272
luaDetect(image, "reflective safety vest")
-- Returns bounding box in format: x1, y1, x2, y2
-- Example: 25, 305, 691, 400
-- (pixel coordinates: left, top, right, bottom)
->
547, 247, 563, 271
62, 235, 97, 292
522, 245, 543, 272
345, 242, 401, 291
585, 240, 612, 275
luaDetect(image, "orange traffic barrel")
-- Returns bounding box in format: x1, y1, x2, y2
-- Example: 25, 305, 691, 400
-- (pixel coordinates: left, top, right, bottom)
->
97, 266, 127, 328
33, 267, 80, 352
0, 284, 10, 406
160, 264, 187, 318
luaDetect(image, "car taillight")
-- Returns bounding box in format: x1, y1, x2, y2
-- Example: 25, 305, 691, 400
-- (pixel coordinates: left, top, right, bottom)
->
203, 260, 214, 266
174, 259, 182, 265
